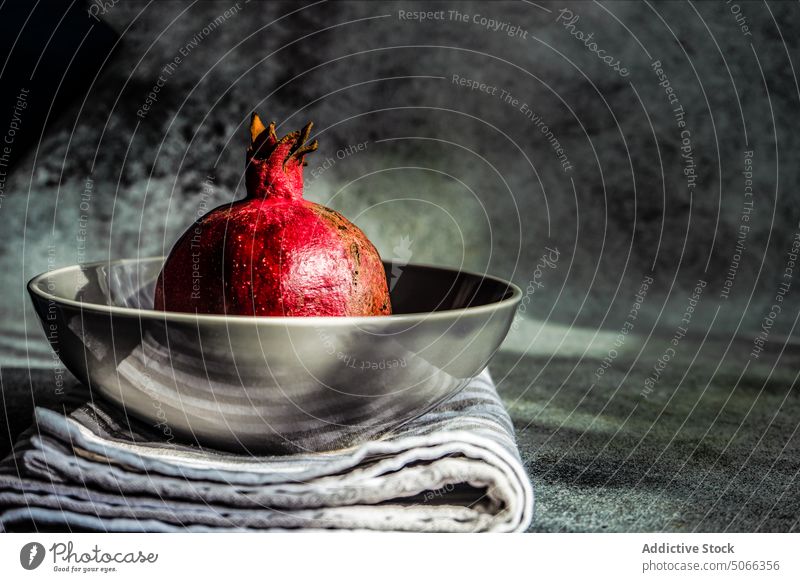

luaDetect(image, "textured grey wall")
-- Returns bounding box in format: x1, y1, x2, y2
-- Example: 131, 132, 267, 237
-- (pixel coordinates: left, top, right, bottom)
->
2, 0, 798, 366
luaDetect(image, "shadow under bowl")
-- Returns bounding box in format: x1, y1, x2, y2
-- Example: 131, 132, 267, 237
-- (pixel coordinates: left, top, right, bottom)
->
28, 257, 521, 454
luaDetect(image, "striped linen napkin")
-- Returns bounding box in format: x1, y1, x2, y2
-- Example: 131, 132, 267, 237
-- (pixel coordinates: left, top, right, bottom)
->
0, 369, 533, 532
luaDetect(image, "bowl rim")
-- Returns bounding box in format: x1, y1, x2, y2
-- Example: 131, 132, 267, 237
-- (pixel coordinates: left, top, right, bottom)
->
28, 257, 523, 325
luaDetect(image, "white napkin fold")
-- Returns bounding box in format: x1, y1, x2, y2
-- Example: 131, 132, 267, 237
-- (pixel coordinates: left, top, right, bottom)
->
0, 369, 533, 532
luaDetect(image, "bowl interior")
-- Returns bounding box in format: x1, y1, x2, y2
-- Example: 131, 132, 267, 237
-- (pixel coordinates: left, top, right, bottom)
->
34, 258, 519, 316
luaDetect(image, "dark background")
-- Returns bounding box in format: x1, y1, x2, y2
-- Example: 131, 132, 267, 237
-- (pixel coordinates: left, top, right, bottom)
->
2, 0, 799, 366
1, 0, 798, 531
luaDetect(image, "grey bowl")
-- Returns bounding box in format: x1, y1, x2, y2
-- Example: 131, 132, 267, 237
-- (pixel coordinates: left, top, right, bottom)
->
28, 257, 521, 454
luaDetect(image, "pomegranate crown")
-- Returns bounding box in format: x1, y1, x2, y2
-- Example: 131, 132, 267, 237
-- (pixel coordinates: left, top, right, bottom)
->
245, 113, 319, 200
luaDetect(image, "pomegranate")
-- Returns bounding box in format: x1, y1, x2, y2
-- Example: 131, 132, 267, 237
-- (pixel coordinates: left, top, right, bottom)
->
154, 114, 392, 316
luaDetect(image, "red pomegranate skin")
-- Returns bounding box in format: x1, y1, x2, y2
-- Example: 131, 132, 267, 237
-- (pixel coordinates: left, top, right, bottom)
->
154, 115, 392, 317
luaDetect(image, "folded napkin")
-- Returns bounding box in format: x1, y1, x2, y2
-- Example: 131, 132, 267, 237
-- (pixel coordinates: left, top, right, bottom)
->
0, 369, 533, 532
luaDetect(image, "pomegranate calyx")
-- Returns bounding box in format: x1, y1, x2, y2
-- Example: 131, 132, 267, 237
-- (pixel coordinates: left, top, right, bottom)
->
248, 113, 318, 166
245, 113, 318, 200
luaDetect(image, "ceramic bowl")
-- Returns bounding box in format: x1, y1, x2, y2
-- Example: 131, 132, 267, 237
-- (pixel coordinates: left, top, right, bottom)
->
28, 257, 521, 454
